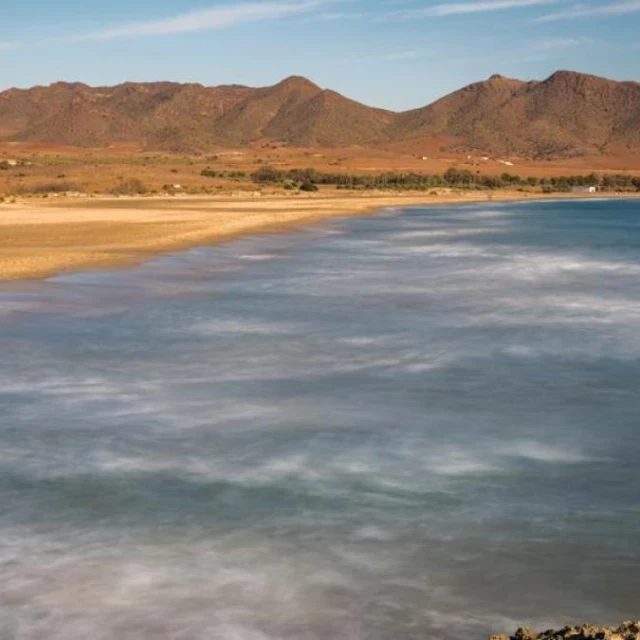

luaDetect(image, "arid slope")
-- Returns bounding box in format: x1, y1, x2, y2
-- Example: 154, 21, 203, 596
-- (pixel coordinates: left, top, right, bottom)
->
1, 71, 640, 158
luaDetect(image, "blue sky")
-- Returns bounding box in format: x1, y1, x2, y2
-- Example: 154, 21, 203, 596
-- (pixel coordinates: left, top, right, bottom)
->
1, 0, 638, 110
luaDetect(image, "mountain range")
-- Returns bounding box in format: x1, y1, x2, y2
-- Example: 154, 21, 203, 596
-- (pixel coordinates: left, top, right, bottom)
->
1, 71, 639, 159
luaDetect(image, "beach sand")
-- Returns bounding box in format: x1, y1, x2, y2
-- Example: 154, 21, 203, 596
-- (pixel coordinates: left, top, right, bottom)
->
0, 191, 636, 281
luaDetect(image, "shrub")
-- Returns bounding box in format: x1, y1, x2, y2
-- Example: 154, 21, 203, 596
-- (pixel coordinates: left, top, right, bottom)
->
29, 182, 79, 195
252, 166, 282, 183
299, 181, 318, 192
111, 178, 147, 196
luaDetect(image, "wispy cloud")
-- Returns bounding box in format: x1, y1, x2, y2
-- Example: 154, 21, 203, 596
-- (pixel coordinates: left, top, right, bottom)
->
292, 10, 366, 23
83, 0, 334, 40
536, 0, 640, 21
0, 42, 15, 50
529, 35, 590, 50
515, 35, 591, 60
389, 0, 562, 17
309, 11, 364, 20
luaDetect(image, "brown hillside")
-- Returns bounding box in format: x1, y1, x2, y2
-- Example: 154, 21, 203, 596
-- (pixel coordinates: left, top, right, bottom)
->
211, 76, 323, 145
391, 71, 640, 158
511, 71, 640, 156
265, 88, 394, 146
389, 74, 529, 153
1, 71, 639, 158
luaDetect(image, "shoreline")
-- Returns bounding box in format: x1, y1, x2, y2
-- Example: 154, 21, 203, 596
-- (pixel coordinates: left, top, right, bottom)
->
1, 190, 639, 282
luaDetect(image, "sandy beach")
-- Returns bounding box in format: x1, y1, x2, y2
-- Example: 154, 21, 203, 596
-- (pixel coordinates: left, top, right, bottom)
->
0, 190, 637, 281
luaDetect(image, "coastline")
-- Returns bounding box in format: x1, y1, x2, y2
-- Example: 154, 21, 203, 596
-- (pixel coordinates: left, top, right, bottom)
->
1, 190, 638, 282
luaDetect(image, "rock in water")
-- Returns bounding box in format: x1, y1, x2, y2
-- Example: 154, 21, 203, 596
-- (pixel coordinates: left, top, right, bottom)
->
492, 622, 640, 640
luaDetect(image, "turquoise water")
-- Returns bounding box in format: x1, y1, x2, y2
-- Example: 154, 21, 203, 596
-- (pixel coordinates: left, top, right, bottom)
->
1, 199, 639, 639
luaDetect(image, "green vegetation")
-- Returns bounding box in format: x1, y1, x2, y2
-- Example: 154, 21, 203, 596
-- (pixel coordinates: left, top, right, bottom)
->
250, 166, 640, 193
111, 178, 148, 196
6, 181, 81, 196
201, 168, 247, 179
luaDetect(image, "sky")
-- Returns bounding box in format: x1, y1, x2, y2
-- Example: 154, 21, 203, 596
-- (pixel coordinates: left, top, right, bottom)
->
1, 0, 639, 110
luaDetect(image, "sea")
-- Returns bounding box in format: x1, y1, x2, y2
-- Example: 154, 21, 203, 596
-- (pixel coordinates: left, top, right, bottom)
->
1, 199, 639, 640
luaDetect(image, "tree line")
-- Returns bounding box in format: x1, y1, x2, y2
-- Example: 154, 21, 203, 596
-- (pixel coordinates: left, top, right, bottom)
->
248, 166, 640, 192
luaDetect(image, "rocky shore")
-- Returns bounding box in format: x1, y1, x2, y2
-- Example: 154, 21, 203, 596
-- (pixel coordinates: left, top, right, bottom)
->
492, 622, 640, 640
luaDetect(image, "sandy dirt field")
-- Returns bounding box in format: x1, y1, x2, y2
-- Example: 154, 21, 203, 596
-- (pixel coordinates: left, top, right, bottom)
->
2, 141, 640, 200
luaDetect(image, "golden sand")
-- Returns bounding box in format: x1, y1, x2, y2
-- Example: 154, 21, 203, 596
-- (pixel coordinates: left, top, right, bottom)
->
0, 191, 636, 281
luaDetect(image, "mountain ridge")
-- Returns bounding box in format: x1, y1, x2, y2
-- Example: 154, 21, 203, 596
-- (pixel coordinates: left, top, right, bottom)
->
1, 71, 639, 158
